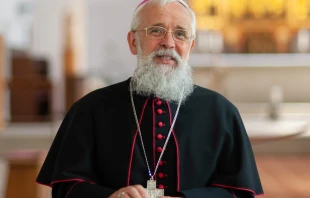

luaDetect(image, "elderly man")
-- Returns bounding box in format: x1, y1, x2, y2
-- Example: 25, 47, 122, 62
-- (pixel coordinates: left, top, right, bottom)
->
36, 0, 263, 197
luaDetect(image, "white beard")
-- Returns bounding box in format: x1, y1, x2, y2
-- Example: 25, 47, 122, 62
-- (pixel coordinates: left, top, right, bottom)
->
131, 47, 194, 103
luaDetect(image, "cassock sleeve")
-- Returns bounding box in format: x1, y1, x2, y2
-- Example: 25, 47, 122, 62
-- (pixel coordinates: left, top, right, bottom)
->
179, 105, 263, 198
36, 100, 116, 197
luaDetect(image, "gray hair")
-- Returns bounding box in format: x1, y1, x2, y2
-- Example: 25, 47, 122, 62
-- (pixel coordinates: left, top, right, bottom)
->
130, 0, 196, 37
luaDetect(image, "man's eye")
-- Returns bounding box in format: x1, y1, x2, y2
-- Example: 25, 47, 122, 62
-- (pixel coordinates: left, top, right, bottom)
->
176, 31, 187, 37
151, 29, 161, 33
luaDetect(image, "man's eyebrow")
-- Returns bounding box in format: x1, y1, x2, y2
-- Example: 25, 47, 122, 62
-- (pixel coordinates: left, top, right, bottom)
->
175, 25, 186, 30
151, 23, 165, 27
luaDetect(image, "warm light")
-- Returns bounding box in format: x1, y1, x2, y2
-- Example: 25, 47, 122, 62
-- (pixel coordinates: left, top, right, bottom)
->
188, 0, 310, 53
248, 0, 266, 18
189, 0, 217, 15
196, 16, 221, 30
189, 0, 310, 29
295, 0, 309, 20
189, 0, 210, 15
190, 0, 287, 19
267, 0, 285, 16
230, 0, 247, 18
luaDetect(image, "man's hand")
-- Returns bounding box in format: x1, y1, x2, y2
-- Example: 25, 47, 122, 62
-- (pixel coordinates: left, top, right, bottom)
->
108, 185, 149, 198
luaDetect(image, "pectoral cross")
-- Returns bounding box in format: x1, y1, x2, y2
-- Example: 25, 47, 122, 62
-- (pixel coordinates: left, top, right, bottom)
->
145, 180, 164, 198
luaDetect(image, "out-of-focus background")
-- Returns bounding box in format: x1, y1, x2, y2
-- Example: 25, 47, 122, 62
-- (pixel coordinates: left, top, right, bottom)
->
0, 0, 310, 197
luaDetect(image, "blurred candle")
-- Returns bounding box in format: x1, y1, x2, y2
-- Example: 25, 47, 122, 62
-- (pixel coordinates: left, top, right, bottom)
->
268, 85, 283, 120
270, 85, 283, 104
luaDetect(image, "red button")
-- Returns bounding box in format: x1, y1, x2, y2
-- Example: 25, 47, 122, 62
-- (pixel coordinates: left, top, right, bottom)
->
159, 160, 167, 165
158, 122, 164, 127
157, 109, 163, 114
157, 147, 163, 152
158, 173, 164, 178
158, 184, 165, 189
156, 100, 162, 106
157, 134, 163, 139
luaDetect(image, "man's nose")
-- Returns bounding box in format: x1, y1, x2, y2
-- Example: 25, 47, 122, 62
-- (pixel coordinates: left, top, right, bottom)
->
161, 32, 176, 49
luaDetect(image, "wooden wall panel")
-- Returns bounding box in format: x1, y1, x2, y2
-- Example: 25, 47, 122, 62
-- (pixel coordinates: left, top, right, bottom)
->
4, 151, 51, 198
8, 53, 52, 122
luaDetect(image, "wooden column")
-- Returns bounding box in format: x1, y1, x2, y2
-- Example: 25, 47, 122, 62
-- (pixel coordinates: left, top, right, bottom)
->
0, 35, 5, 128
63, 13, 85, 112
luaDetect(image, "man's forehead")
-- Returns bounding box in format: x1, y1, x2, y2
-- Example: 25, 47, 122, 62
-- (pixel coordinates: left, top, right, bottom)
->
139, 3, 191, 28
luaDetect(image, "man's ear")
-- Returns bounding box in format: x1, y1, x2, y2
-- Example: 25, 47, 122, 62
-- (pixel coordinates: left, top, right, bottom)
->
127, 31, 138, 55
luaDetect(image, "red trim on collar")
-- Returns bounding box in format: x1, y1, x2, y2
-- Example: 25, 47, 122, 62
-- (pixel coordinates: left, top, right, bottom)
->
127, 97, 150, 186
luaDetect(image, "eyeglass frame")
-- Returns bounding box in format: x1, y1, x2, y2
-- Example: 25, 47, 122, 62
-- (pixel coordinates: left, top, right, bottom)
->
133, 26, 195, 42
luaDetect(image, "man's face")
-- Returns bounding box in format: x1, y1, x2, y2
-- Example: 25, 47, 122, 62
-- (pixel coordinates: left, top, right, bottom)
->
128, 2, 195, 68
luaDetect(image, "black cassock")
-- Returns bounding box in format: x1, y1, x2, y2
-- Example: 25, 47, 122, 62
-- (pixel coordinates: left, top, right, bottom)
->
37, 78, 263, 198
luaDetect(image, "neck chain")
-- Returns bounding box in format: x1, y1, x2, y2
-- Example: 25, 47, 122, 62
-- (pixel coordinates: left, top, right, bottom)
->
129, 81, 184, 180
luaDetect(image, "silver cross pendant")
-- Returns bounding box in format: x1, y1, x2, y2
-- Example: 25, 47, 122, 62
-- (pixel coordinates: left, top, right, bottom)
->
145, 179, 164, 198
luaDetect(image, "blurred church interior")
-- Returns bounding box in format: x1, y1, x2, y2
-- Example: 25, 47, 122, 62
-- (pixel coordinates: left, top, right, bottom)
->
0, 0, 310, 197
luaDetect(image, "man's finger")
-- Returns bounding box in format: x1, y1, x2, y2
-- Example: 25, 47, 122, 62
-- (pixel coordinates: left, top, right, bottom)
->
134, 185, 149, 198
124, 186, 144, 198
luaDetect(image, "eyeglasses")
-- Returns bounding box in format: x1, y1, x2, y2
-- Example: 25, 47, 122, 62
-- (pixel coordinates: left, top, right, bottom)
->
134, 26, 194, 42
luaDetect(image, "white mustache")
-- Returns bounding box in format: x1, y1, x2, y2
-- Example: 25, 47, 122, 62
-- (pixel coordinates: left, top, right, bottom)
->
154, 49, 183, 65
